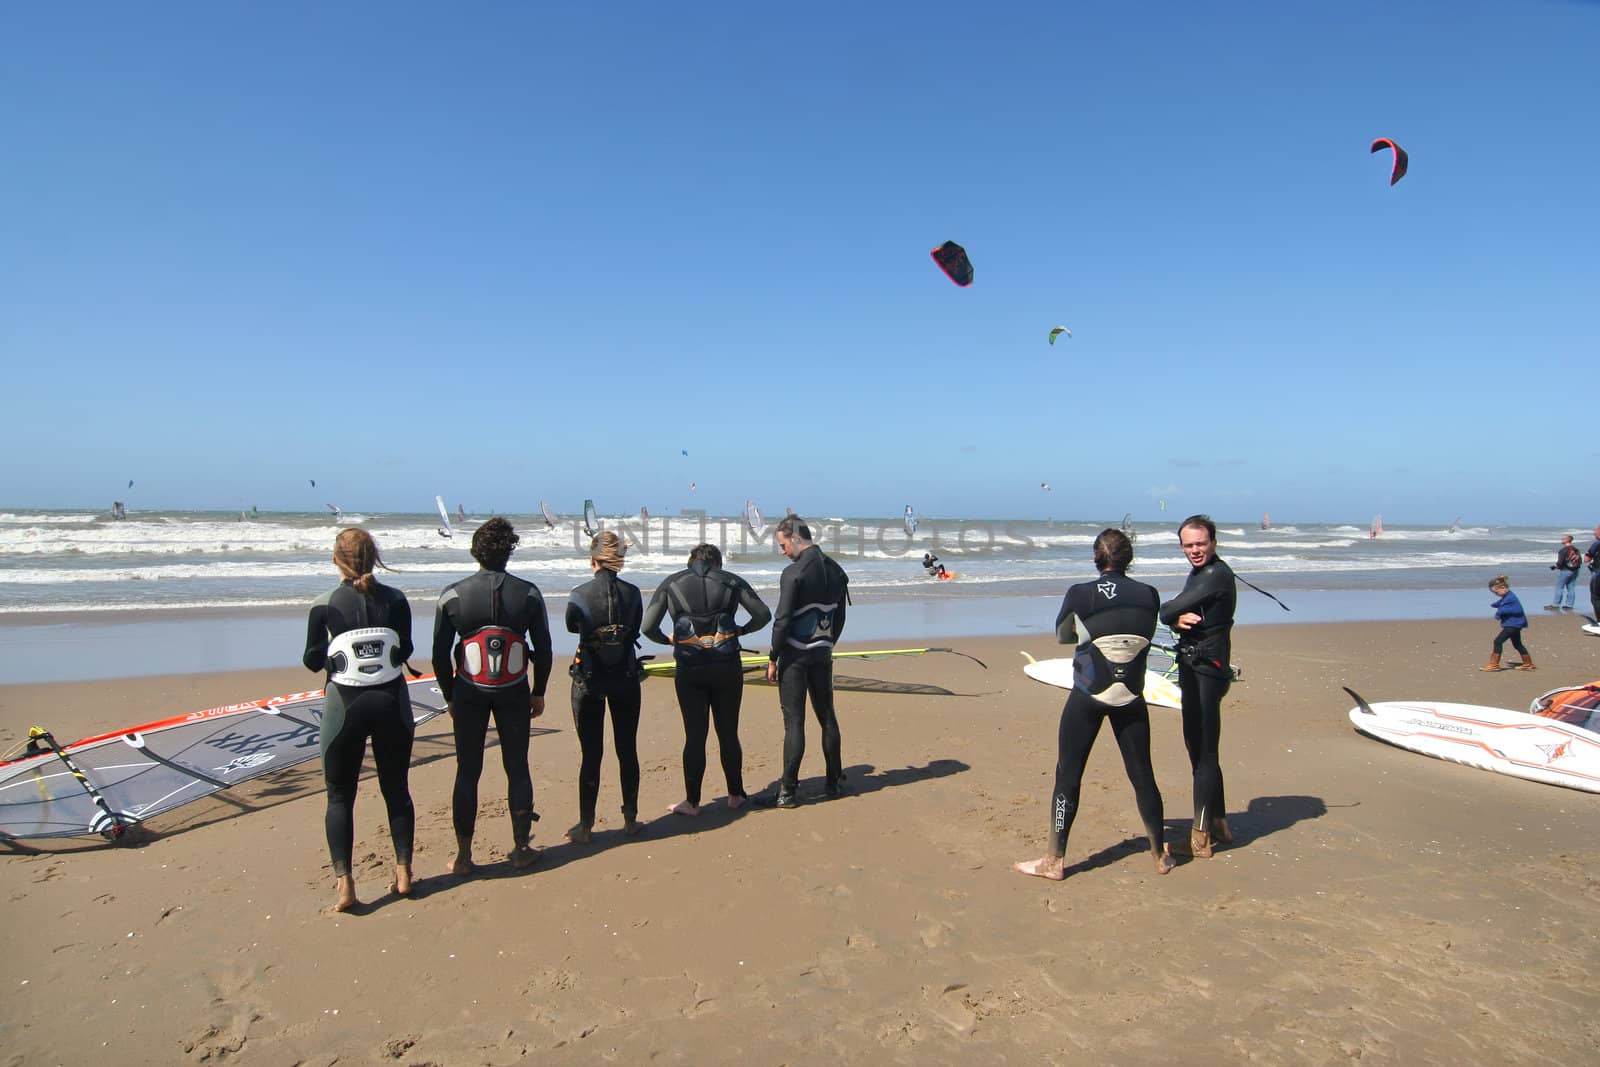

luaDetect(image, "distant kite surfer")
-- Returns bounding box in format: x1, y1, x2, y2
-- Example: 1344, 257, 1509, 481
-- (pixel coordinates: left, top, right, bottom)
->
111, 501, 126, 520
922, 552, 948, 580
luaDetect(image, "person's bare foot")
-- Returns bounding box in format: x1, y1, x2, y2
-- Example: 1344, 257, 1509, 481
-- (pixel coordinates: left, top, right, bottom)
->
447, 854, 475, 877
1153, 845, 1175, 875
1013, 856, 1066, 881
1189, 829, 1214, 859
623, 818, 646, 837
390, 863, 414, 896
725, 794, 748, 810
333, 874, 360, 912
1210, 817, 1233, 845
509, 844, 540, 869
564, 823, 592, 845
668, 800, 699, 816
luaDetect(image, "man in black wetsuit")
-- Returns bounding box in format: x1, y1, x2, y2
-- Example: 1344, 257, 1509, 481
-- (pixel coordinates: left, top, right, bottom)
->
432, 517, 554, 874
764, 516, 850, 807
643, 543, 771, 816
565, 531, 646, 842
1159, 514, 1237, 860
1586, 525, 1600, 621
1015, 528, 1174, 880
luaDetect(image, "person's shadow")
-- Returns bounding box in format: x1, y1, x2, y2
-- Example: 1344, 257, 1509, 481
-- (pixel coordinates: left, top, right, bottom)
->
747, 758, 971, 807
1060, 794, 1331, 876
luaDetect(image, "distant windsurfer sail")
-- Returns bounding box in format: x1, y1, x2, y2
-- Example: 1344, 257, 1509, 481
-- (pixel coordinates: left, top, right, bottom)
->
904, 505, 918, 538
745, 500, 767, 539
541, 501, 558, 530
1370, 514, 1383, 539
435, 495, 453, 539
582, 499, 599, 537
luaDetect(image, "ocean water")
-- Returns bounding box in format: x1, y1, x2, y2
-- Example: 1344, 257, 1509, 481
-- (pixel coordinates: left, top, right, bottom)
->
0, 509, 1591, 684
0, 508, 1582, 615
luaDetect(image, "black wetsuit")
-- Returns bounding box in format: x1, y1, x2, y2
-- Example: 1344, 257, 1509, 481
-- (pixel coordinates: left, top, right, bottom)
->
303, 580, 416, 877
642, 561, 772, 805
1159, 556, 1237, 831
432, 569, 554, 848
770, 545, 850, 797
1046, 571, 1166, 857
566, 568, 645, 828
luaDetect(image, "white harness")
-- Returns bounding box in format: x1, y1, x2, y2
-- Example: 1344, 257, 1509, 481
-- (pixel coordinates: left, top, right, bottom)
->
326, 627, 404, 687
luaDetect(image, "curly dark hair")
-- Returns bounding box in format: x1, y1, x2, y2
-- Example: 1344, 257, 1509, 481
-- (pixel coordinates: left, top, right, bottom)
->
470, 517, 519, 571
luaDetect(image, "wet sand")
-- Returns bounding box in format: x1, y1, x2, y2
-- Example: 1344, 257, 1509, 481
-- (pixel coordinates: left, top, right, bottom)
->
2, 618, 1597, 1064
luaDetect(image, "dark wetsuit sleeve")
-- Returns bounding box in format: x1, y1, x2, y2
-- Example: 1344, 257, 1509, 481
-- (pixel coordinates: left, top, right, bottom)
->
525, 586, 554, 697
1054, 590, 1079, 645
642, 583, 673, 646
391, 590, 415, 663
303, 601, 330, 673
1160, 562, 1231, 625
770, 565, 800, 660
832, 567, 848, 639
735, 577, 772, 636
431, 592, 458, 702
565, 596, 586, 635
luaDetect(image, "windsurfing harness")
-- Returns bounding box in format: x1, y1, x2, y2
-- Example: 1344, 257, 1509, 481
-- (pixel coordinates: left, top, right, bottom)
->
773, 545, 850, 657
432, 569, 553, 702
1158, 556, 1237, 680
1055, 571, 1161, 706
326, 627, 406, 687
455, 574, 529, 690
567, 568, 644, 681
643, 561, 772, 666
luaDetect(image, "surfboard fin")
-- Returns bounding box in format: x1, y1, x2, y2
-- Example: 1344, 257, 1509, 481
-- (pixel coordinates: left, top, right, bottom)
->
1342, 686, 1377, 716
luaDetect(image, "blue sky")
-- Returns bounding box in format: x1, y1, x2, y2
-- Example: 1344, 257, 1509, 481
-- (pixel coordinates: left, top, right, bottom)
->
4, 1, 1595, 525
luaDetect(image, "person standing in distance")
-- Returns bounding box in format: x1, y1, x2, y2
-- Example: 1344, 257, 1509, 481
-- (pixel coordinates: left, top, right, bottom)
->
1546, 534, 1583, 611
765, 516, 850, 808
643, 543, 772, 815
565, 531, 646, 842
432, 518, 553, 875
1586, 525, 1600, 621
1159, 515, 1237, 860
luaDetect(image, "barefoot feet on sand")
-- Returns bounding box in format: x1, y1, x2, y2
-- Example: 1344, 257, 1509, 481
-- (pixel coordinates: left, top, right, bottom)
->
725, 794, 748, 810
668, 800, 700, 816
509, 845, 540, 869
1154, 846, 1176, 875
623, 818, 646, 837
1013, 857, 1066, 881
447, 855, 476, 877
564, 823, 592, 845
390, 864, 414, 897
333, 874, 360, 912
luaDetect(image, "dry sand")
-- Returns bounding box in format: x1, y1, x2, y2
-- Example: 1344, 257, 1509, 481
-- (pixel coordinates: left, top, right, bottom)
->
2, 618, 1597, 1065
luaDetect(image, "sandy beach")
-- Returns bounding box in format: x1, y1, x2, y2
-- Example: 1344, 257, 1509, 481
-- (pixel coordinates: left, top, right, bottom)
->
2, 617, 1597, 1065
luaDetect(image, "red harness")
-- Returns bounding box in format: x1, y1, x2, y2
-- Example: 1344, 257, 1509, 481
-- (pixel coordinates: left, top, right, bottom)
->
456, 626, 528, 688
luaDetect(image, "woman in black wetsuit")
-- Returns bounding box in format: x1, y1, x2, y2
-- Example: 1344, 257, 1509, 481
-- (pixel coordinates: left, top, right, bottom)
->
564, 531, 645, 843
303, 528, 416, 912
1159, 514, 1237, 860
1014, 528, 1175, 880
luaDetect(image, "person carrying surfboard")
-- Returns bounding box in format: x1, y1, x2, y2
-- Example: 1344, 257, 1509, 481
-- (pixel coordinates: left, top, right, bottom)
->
642, 543, 772, 816
1014, 528, 1175, 881
1483, 575, 1534, 672
432, 518, 555, 874
1159, 515, 1238, 860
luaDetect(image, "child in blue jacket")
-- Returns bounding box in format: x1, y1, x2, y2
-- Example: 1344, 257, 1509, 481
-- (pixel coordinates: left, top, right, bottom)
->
1482, 575, 1533, 672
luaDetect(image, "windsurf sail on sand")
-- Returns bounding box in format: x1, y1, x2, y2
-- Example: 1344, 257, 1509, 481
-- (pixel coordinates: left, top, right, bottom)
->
0, 677, 448, 840
745, 500, 767, 539
1530, 683, 1600, 731
642, 646, 988, 680
904, 505, 918, 537
541, 501, 558, 530
435, 495, 453, 538
582, 499, 599, 537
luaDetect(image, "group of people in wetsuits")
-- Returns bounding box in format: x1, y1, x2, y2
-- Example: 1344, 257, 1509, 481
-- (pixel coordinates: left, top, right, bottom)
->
303, 515, 848, 911
1015, 514, 1237, 880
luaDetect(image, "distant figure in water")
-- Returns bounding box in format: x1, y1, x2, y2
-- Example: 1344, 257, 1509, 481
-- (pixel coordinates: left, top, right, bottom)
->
1482, 575, 1533, 672
303, 528, 416, 912
111, 501, 126, 520
922, 552, 948, 579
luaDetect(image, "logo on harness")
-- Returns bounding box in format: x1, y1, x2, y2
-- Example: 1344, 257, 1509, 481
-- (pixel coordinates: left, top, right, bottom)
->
457, 626, 528, 688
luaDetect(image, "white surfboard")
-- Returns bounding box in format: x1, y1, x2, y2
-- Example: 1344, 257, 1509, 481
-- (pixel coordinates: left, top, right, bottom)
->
1020, 653, 1182, 709
1344, 688, 1600, 794
1582, 623, 1600, 636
